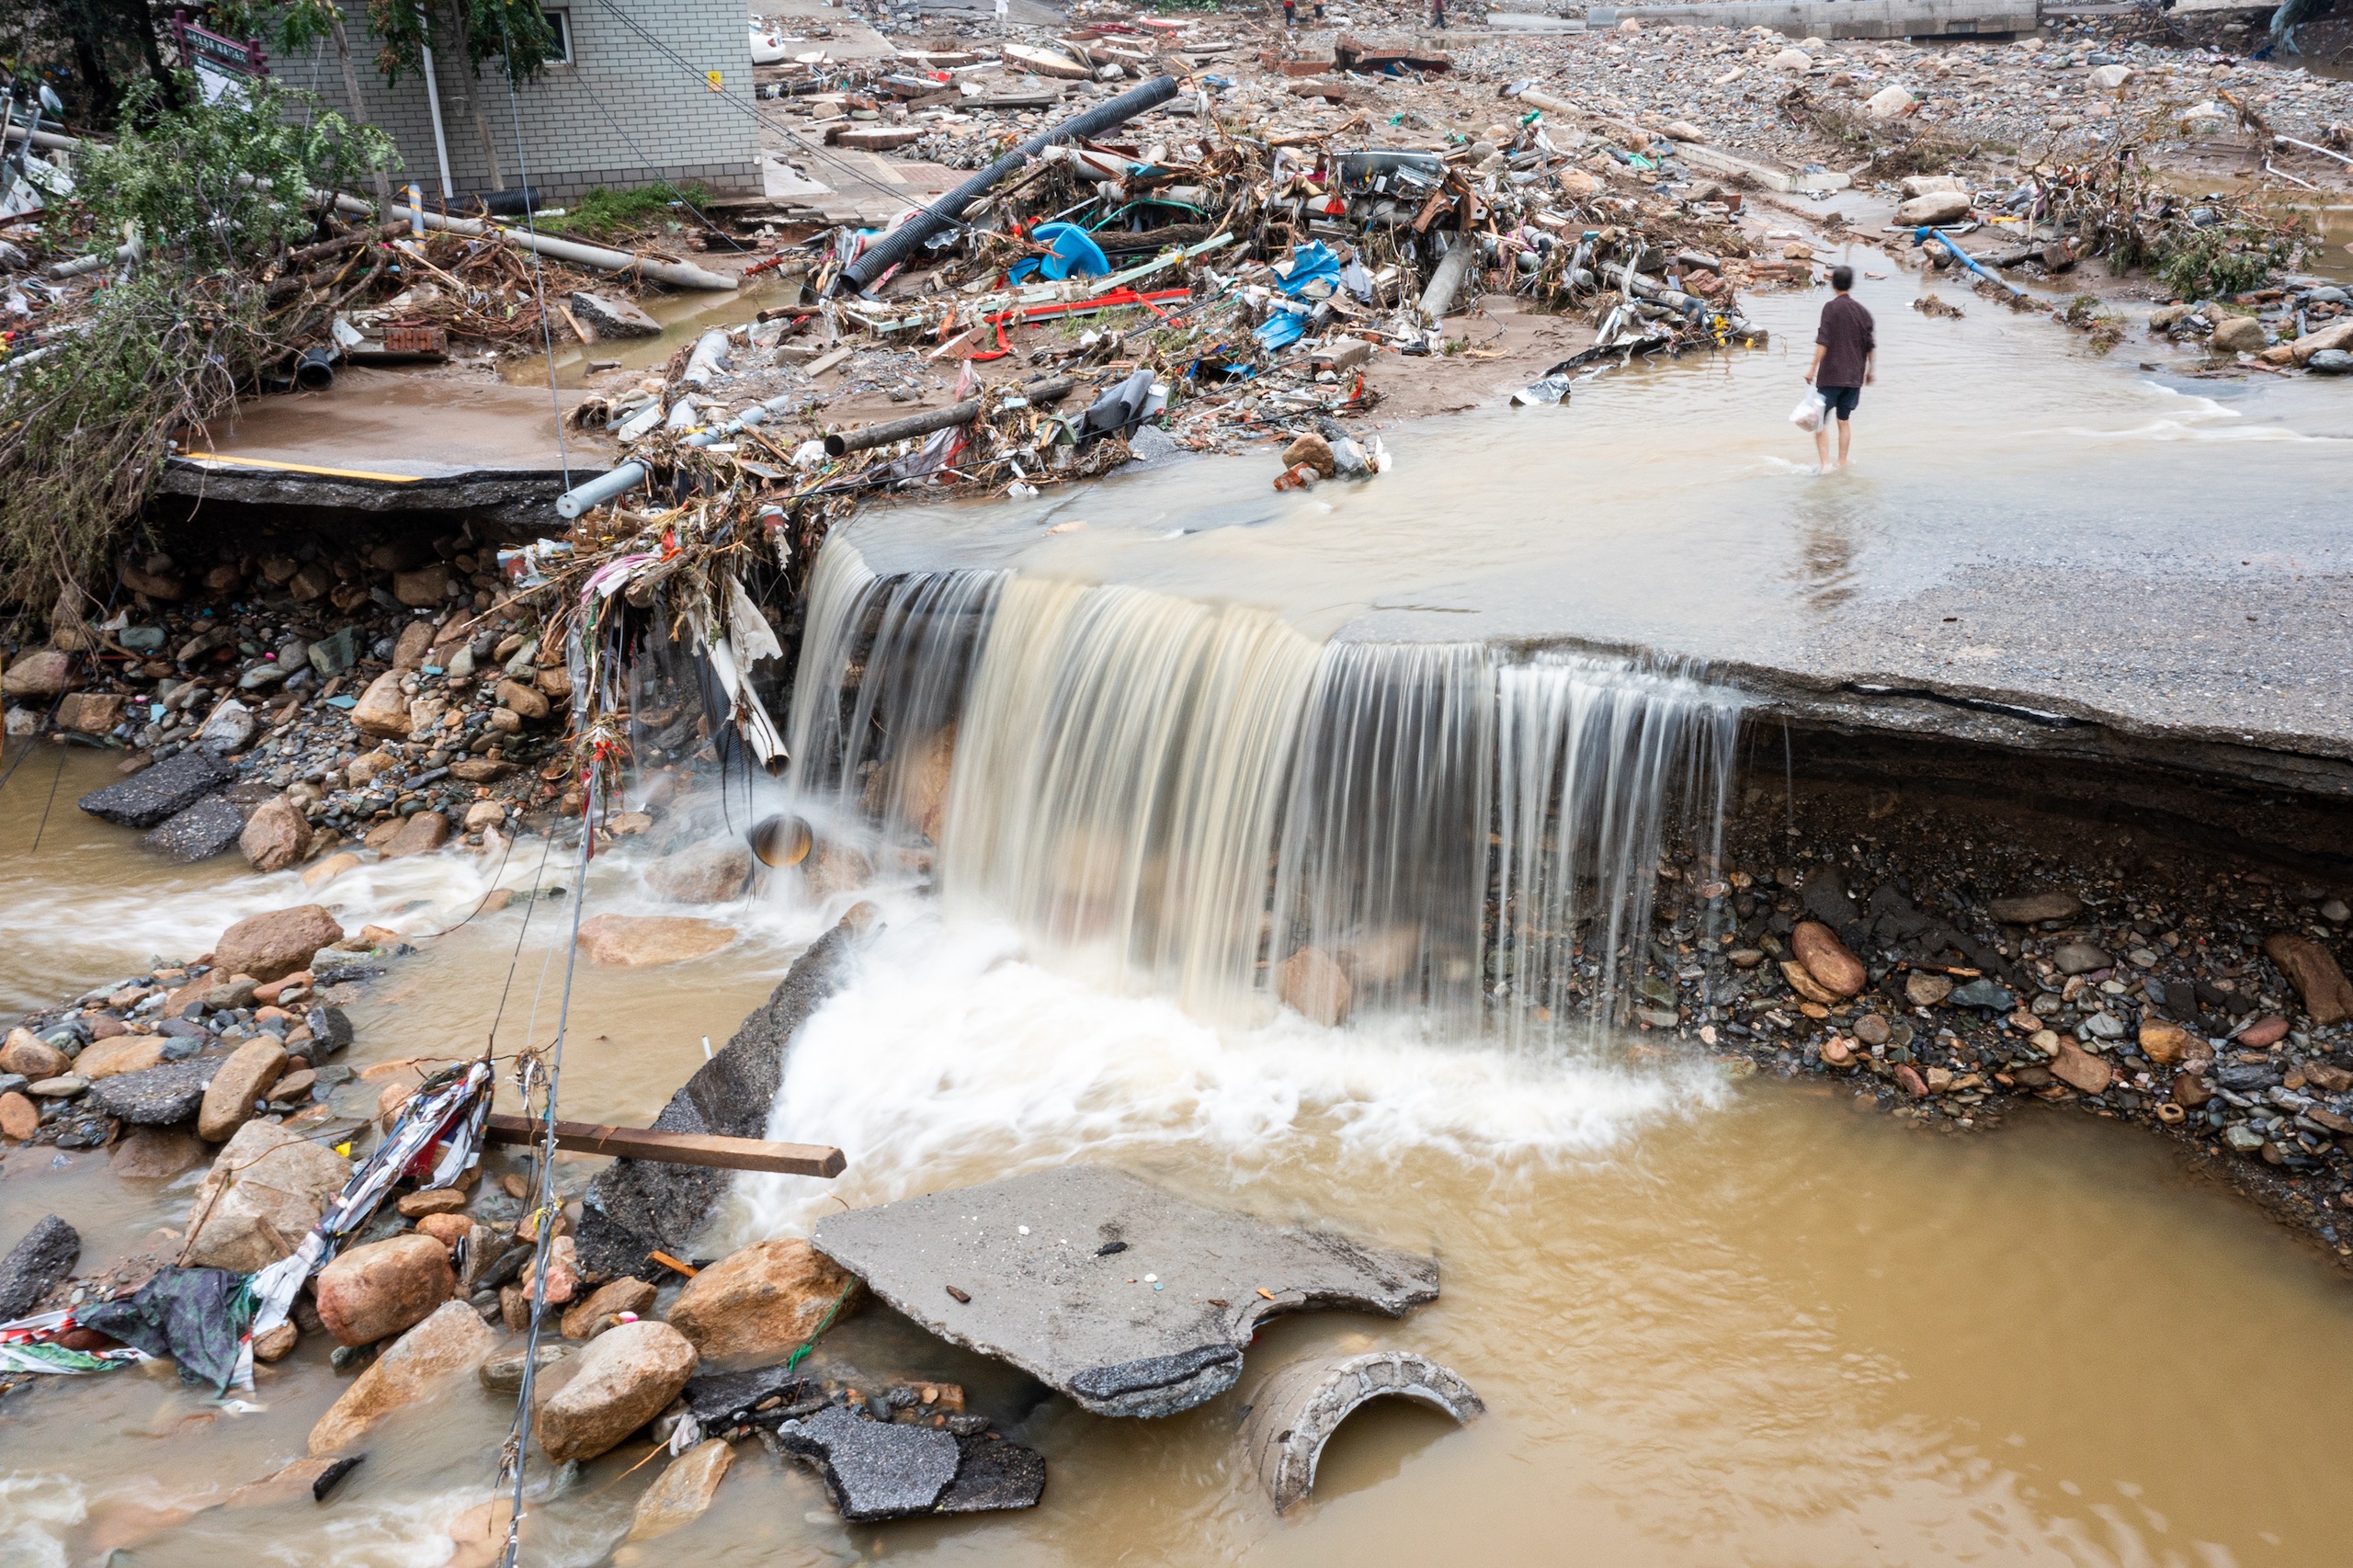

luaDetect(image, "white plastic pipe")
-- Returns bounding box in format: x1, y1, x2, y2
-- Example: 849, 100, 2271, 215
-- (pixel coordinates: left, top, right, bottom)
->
329, 190, 736, 290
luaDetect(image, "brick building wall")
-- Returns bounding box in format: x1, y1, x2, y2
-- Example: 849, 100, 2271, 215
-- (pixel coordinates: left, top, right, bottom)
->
279, 0, 759, 204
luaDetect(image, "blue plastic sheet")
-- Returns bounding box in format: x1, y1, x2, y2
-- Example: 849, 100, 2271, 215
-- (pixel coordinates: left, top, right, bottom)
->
1008, 222, 1111, 283
1254, 308, 1310, 351
1271, 241, 1342, 299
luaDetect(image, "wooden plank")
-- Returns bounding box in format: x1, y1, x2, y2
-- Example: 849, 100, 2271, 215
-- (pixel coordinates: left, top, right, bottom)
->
483, 1112, 846, 1177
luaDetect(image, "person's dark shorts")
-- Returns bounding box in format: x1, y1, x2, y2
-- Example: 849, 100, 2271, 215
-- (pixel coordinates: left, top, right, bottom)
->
1818, 385, 1861, 421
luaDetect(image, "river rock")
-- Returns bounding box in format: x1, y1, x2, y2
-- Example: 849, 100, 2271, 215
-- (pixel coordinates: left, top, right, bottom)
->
77, 748, 234, 828
2310, 348, 2353, 375
574, 914, 736, 967
578, 917, 860, 1277
349, 671, 414, 739
1894, 189, 1969, 225
109, 1125, 206, 1178
75, 1035, 165, 1082
1790, 921, 1865, 997
392, 563, 452, 608
1779, 960, 1839, 1006
57, 691, 125, 733
0, 1215, 80, 1319
184, 1118, 351, 1272
2051, 1038, 2113, 1096
2, 648, 75, 699
302, 850, 362, 888
562, 1275, 657, 1339
2086, 62, 2131, 90
2262, 933, 2353, 1025
198, 699, 257, 755
1769, 46, 1811, 69
2239, 1015, 2290, 1049
2211, 315, 2268, 354
646, 842, 752, 903
812, 1165, 1440, 1419
0, 1028, 68, 1081
667, 1239, 857, 1362
315, 1233, 457, 1346
1947, 978, 2013, 1010
2289, 318, 2353, 365
141, 796, 247, 861
2051, 940, 2110, 976
240, 794, 311, 871
533, 1318, 699, 1462
309, 1301, 495, 1456
1904, 971, 1953, 1006
627, 1437, 736, 1540
381, 810, 450, 859
2137, 1021, 2192, 1065
0, 1092, 34, 1142
214, 903, 345, 983
86, 1057, 217, 1125
1989, 892, 2081, 924
1274, 947, 1351, 1026
1864, 85, 1915, 119
195, 1039, 289, 1141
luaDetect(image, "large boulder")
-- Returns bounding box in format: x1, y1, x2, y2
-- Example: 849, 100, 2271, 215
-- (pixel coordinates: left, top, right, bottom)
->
239, 794, 312, 872
2289, 318, 2353, 366
1894, 188, 1970, 226
212, 903, 345, 983
196, 1039, 289, 1142
183, 1119, 351, 1273
574, 915, 736, 967
646, 842, 752, 904
533, 1318, 699, 1462
77, 749, 234, 829
309, 1301, 495, 1455
314, 1233, 457, 1346
380, 810, 450, 859
667, 1239, 858, 1363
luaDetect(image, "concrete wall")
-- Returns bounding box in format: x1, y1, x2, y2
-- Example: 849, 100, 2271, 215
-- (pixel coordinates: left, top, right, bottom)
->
1586, 0, 2040, 39
279, 0, 760, 204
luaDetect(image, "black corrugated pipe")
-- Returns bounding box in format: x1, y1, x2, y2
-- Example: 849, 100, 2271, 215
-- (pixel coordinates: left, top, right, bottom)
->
836, 74, 1184, 296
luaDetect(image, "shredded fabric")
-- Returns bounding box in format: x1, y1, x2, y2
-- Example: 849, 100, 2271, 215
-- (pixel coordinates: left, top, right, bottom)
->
79, 1267, 253, 1394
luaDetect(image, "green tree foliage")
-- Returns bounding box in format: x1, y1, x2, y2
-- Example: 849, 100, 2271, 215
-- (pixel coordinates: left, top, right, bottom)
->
0, 76, 395, 615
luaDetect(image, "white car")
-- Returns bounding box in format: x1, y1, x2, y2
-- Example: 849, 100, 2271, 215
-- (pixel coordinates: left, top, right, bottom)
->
750, 28, 791, 64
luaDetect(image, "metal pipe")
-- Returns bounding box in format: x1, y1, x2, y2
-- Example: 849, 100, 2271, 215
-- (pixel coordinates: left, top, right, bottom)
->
840, 74, 1181, 295
1419, 233, 1476, 320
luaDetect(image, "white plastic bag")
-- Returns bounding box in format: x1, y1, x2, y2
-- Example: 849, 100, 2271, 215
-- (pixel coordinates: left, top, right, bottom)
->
1790, 391, 1827, 433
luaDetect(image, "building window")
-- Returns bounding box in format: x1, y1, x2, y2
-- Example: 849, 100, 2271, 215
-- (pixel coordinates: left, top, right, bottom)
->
542, 8, 573, 64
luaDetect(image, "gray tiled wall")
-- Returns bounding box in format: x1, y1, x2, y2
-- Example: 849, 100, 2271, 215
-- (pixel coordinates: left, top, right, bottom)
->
280, 0, 760, 203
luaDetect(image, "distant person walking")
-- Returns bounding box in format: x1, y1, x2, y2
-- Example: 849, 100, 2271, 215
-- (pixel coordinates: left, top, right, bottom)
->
1803, 265, 1874, 472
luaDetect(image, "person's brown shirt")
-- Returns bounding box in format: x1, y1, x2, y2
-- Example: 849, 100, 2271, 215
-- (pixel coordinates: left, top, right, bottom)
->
1814, 294, 1875, 388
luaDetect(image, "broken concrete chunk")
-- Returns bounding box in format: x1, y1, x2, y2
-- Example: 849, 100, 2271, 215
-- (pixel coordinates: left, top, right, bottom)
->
568, 290, 662, 338
773, 1403, 964, 1520
1241, 1351, 1483, 1512
683, 1364, 819, 1434
811, 1165, 1439, 1418
77, 748, 234, 828
937, 1432, 1048, 1514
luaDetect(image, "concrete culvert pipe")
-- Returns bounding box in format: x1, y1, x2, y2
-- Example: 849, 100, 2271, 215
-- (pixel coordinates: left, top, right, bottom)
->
1240, 1351, 1483, 1512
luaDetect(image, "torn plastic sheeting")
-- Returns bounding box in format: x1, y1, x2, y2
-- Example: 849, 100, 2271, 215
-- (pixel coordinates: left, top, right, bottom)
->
0, 1305, 144, 1376
1271, 242, 1343, 301
1078, 367, 1166, 442
1007, 222, 1111, 284
244, 1060, 494, 1386
1254, 305, 1313, 351
78, 1267, 254, 1396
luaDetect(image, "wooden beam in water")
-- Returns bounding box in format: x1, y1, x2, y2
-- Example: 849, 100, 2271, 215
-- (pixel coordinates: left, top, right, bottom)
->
483, 1113, 847, 1177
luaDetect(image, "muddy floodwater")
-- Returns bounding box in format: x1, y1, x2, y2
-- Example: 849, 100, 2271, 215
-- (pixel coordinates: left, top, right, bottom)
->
7, 256, 2353, 1567
3, 749, 2353, 1567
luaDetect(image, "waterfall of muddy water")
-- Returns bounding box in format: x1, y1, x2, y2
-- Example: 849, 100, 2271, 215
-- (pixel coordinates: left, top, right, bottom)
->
789, 541, 1746, 1040
1494, 655, 1746, 1047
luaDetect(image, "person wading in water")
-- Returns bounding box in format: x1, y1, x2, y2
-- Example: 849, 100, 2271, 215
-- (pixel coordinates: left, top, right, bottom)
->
1803, 265, 1875, 472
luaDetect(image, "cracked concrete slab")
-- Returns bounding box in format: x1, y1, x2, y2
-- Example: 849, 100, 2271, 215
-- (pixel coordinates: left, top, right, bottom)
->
810, 1165, 1439, 1418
